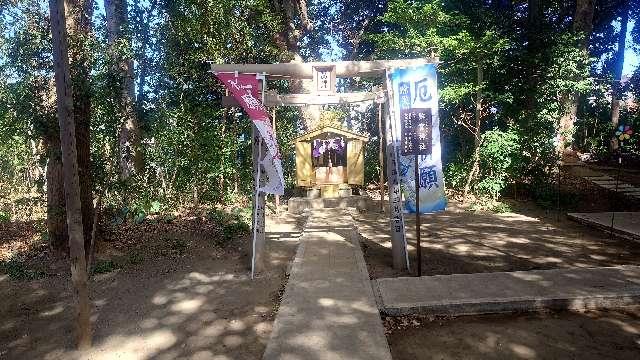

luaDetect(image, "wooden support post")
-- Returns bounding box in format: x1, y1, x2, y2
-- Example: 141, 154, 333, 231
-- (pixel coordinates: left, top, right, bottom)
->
49, 0, 91, 348
377, 102, 385, 213
251, 125, 266, 276
272, 108, 280, 214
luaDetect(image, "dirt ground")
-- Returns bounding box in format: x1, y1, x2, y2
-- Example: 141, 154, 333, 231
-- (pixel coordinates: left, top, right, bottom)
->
386, 307, 640, 360
354, 198, 640, 279
0, 212, 304, 360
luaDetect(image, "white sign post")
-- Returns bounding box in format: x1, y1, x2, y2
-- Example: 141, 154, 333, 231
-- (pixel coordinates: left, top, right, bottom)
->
384, 70, 410, 271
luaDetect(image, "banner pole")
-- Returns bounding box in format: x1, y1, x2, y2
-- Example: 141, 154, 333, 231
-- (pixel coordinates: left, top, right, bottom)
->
251, 73, 267, 279
415, 154, 421, 277
251, 134, 260, 279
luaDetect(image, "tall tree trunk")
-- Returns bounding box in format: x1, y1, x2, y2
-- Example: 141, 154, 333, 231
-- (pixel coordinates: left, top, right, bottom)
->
272, 0, 317, 129
557, 0, 595, 154
49, 0, 92, 349
610, 2, 629, 151
105, 0, 142, 179
67, 0, 94, 260
46, 135, 67, 253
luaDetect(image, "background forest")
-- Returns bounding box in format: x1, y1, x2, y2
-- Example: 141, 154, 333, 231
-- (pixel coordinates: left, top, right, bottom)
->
1, 0, 639, 255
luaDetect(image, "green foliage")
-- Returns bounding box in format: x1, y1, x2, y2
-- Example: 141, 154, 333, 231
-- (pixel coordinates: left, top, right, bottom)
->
0, 211, 9, 223
1, 0, 639, 242
128, 252, 144, 265
166, 238, 188, 256
206, 207, 251, 243
490, 202, 513, 214
92, 259, 118, 274
474, 129, 520, 199
0, 256, 44, 281
222, 221, 251, 242
207, 208, 227, 223
444, 160, 470, 190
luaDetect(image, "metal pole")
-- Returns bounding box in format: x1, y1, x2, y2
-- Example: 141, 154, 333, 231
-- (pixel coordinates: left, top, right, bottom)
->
610, 144, 623, 239
415, 154, 421, 277
556, 159, 561, 222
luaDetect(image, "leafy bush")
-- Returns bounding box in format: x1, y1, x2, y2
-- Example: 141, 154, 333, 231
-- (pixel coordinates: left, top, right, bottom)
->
475, 129, 520, 199
1, 257, 44, 281
167, 238, 188, 255
207, 208, 227, 223
222, 221, 250, 242
92, 259, 118, 274
0, 211, 9, 223
128, 252, 144, 265
444, 160, 470, 190
491, 202, 513, 214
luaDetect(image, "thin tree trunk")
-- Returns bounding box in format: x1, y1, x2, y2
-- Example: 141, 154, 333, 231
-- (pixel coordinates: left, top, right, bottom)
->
49, 0, 92, 349
67, 0, 94, 260
610, 2, 628, 151
463, 64, 484, 202
105, 0, 142, 179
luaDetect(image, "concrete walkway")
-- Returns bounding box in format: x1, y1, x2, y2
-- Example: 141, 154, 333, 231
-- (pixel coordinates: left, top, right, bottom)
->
263, 210, 391, 360
568, 212, 640, 241
375, 266, 640, 316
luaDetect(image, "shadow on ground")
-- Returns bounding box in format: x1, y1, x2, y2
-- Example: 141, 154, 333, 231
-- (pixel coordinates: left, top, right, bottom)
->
0, 213, 304, 360
354, 200, 640, 278
387, 307, 640, 360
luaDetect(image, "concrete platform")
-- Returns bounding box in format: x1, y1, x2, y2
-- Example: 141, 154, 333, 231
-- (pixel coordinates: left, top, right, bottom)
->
263, 210, 391, 360
374, 266, 640, 316
287, 195, 375, 214
568, 212, 640, 240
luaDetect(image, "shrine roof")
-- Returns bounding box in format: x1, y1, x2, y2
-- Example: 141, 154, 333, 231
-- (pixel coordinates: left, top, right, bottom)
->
292, 125, 369, 143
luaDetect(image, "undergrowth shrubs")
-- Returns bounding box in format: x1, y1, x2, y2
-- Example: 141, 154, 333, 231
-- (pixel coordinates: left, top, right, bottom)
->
0, 256, 45, 280
92, 259, 118, 274
208, 207, 252, 244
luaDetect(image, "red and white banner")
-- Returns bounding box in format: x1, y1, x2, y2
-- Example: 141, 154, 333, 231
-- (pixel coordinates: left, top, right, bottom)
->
215, 73, 284, 195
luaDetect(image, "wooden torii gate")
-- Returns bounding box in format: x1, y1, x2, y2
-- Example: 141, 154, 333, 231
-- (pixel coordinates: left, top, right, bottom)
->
210, 58, 438, 273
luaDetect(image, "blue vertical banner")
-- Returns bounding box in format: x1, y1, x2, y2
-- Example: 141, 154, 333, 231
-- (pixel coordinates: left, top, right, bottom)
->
388, 64, 447, 213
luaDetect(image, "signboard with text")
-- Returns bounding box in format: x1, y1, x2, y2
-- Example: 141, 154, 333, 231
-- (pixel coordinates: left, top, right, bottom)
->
400, 108, 432, 156
388, 64, 446, 214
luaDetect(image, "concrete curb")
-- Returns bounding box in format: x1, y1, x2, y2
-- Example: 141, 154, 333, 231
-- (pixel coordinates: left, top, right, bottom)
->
374, 266, 640, 317
567, 212, 640, 241
377, 290, 640, 317
348, 225, 393, 358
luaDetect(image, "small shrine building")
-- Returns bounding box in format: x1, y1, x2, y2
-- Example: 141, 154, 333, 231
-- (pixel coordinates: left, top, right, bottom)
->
293, 119, 369, 198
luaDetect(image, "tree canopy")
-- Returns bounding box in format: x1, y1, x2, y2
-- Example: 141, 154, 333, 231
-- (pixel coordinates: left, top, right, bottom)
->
1, 0, 639, 231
